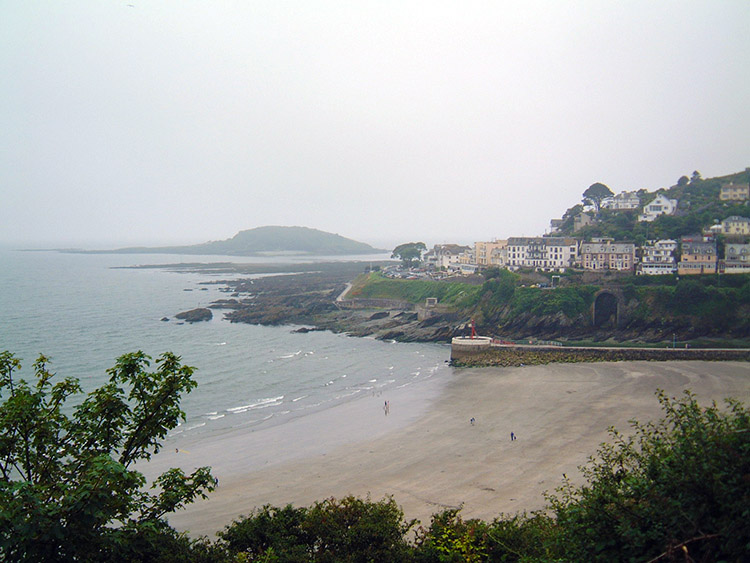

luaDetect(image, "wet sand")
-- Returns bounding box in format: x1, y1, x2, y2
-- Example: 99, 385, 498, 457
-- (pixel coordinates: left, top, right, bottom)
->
165, 361, 750, 537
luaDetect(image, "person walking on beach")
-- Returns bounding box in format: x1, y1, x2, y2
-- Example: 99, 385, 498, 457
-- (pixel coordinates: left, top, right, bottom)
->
510, 431, 516, 441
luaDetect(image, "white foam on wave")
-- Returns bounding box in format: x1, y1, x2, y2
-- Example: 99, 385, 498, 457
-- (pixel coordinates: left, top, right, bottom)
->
215, 342, 227, 346
279, 350, 303, 359
292, 395, 308, 402
207, 414, 225, 420
227, 395, 284, 413
335, 390, 361, 400
369, 379, 377, 383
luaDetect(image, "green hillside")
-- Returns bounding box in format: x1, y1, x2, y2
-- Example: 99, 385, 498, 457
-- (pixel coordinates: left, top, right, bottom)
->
558, 168, 750, 244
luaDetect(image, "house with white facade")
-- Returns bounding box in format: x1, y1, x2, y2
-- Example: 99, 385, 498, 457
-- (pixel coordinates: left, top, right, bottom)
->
505, 237, 578, 272
601, 191, 640, 210
638, 194, 678, 222
424, 244, 472, 270
637, 239, 677, 275
579, 239, 636, 272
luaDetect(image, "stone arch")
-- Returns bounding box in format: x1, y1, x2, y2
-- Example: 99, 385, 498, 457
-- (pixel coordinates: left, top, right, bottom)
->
592, 289, 624, 328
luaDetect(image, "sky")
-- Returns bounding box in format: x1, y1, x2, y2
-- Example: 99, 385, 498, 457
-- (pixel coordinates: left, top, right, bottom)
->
2, 1, 749, 250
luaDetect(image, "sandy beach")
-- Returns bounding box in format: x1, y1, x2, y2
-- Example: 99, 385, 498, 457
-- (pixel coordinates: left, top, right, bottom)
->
164, 361, 750, 538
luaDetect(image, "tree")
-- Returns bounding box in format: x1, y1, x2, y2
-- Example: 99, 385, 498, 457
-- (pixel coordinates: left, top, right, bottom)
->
582, 182, 613, 214
391, 242, 426, 268
0, 351, 217, 562
677, 175, 689, 186
691, 170, 702, 183
219, 495, 415, 562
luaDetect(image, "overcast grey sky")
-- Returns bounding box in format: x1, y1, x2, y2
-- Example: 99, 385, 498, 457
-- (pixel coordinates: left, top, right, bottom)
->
2, 1, 749, 249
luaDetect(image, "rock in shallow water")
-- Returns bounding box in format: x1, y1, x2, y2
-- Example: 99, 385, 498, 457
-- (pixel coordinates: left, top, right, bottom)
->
175, 308, 213, 323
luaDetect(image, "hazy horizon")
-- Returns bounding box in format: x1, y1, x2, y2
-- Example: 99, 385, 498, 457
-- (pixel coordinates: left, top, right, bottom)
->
2, 2, 749, 251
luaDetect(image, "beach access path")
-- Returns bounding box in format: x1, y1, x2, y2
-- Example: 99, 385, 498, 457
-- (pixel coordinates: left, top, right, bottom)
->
164, 361, 750, 538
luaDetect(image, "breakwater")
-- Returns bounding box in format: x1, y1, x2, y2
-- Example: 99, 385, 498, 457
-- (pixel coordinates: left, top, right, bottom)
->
450, 340, 750, 367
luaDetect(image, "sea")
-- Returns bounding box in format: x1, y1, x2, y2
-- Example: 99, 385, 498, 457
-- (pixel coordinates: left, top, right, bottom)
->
0, 248, 453, 448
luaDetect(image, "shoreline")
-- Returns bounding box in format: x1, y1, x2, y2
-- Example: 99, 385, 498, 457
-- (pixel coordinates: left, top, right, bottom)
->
164, 360, 750, 538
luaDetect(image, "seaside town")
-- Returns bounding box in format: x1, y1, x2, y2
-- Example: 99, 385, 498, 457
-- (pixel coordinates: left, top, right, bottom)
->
392, 177, 750, 278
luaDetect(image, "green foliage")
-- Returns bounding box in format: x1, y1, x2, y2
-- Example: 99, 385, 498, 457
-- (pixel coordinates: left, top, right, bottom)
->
626, 276, 750, 335
509, 286, 597, 318
0, 351, 217, 562
219, 504, 311, 561
413, 508, 490, 562
353, 273, 482, 308
546, 391, 750, 562
482, 269, 519, 306
219, 495, 415, 562
582, 182, 613, 212
391, 242, 427, 267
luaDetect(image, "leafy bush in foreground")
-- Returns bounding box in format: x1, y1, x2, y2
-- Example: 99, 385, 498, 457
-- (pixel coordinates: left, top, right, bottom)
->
0, 351, 217, 562
219, 495, 414, 562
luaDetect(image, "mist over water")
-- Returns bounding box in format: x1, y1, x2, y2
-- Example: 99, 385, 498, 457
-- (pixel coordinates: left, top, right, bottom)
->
0, 250, 452, 445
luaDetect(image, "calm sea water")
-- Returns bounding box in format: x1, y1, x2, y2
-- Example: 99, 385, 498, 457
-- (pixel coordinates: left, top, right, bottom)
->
0, 249, 452, 442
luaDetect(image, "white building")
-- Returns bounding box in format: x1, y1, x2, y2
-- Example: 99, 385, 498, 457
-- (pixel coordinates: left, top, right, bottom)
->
638, 194, 678, 222
637, 239, 677, 275
505, 237, 578, 272
601, 191, 640, 210
424, 244, 472, 270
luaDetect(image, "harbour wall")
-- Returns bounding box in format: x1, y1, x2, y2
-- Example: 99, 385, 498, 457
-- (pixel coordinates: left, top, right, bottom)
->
450, 341, 750, 367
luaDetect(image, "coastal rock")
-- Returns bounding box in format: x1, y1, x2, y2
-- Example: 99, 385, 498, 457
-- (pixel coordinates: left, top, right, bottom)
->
175, 308, 213, 323
369, 311, 390, 321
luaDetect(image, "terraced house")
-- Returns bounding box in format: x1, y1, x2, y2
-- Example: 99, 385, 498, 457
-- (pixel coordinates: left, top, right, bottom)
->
637, 239, 677, 275
505, 237, 578, 272
678, 238, 717, 275
579, 239, 636, 272
722, 243, 750, 274
474, 240, 507, 267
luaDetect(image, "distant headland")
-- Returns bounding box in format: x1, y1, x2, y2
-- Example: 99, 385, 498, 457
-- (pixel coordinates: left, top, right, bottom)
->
66, 226, 386, 256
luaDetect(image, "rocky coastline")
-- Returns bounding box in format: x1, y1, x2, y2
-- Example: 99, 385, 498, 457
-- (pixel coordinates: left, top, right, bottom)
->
142, 261, 750, 351
208, 265, 461, 342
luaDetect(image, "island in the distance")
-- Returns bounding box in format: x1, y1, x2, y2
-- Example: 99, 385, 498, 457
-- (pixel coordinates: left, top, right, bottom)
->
75, 226, 385, 256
